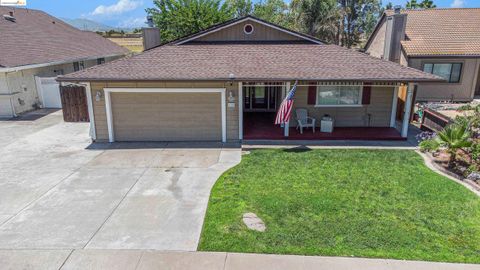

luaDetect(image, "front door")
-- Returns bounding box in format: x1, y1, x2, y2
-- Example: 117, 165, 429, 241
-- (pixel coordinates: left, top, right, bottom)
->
252, 87, 267, 109
243, 83, 281, 112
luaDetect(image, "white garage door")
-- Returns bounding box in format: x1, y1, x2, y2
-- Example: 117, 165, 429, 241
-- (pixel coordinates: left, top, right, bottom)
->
110, 92, 224, 142
36, 77, 62, 108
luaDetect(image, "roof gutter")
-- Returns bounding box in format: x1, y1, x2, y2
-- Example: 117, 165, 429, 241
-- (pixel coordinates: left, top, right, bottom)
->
0, 53, 126, 73
407, 54, 480, 59
56, 77, 446, 83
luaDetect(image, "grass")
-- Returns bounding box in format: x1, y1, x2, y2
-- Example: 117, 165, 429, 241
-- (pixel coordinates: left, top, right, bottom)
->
198, 149, 480, 263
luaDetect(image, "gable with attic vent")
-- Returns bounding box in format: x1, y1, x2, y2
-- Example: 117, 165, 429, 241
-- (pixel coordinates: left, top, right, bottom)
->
177, 17, 322, 44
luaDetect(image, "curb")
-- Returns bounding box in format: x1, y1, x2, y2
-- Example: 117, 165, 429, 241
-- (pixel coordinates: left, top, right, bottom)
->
417, 150, 480, 197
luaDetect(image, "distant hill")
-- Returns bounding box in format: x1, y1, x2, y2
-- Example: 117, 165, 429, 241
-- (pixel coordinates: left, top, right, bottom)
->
60, 18, 133, 32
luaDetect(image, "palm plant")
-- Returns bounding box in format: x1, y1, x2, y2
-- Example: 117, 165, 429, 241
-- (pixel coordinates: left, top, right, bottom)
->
436, 122, 472, 165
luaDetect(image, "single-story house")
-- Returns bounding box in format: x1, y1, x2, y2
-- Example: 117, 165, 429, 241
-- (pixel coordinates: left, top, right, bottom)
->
365, 8, 480, 102
0, 7, 129, 118
57, 16, 441, 143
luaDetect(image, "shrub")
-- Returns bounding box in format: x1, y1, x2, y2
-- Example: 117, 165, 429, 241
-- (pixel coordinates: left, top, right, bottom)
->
457, 104, 474, 111
419, 139, 440, 153
416, 131, 436, 142
471, 143, 480, 161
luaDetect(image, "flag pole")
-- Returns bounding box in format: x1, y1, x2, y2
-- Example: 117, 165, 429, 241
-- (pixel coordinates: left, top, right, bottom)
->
284, 81, 291, 137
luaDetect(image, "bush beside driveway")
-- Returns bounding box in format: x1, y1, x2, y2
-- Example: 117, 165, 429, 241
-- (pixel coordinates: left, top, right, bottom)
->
199, 149, 480, 264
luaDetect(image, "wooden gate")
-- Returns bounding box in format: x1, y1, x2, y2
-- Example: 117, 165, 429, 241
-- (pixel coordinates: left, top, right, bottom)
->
59, 85, 89, 122
420, 108, 451, 132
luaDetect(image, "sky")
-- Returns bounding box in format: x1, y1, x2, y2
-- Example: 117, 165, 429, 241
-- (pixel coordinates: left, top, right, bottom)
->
18, 0, 480, 28
24, 0, 155, 28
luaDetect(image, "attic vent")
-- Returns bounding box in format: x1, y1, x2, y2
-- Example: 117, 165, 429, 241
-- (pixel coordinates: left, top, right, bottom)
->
3, 14, 16, 22
244, 24, 254, 35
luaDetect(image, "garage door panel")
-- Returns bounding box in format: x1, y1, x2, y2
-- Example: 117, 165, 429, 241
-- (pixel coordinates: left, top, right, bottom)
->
111, 92, 222, 141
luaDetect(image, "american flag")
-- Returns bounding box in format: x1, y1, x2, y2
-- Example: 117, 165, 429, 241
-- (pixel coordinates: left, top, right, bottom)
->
275, 82, 298, 125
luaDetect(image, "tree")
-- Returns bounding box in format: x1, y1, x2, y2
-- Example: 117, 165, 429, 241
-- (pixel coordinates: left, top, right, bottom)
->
226, 0, 253, 17
291, 0, 339, 43
385, 2, 393, 10
406, 0, 419, 9
406, 0, 436, 9
337, 0, 382, 48
146, 0, 234, 43
360, 0, 383, 42
436, 123, 472, 165
419, 0, 436, 8
253, 0, 292, 27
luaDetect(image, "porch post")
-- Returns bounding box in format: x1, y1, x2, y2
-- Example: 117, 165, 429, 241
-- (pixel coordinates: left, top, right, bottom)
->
83, 82, 96, 141
390, 86, 399, 128
284, 81, 291, 137
238, 82, 243, 140
104, 89, 114, 143
401, 83, 415, 138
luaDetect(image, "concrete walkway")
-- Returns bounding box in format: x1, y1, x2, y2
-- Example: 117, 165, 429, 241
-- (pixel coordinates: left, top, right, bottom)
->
1, 250, 478, 270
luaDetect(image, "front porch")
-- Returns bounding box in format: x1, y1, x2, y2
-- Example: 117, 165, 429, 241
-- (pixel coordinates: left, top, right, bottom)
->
237, 81, 416, 142
243, 112, 404, 141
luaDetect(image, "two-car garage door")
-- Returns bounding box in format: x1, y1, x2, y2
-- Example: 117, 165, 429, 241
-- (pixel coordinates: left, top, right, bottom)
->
109, 91, 223, 142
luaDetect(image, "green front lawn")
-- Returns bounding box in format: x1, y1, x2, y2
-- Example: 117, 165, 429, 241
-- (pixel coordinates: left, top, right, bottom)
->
198, 149, 480, 263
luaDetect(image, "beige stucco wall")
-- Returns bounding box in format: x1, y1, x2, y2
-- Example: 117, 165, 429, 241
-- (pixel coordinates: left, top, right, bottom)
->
409, 58, 480, 102
0, 55, 122, 116
193, 20, 303, 42
89, 81, 240, 142
292, 84, 395, 127
365, 19, 386, 59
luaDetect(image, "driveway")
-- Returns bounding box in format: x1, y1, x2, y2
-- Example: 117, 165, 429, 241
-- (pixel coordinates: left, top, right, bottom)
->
0, 110, 241, 251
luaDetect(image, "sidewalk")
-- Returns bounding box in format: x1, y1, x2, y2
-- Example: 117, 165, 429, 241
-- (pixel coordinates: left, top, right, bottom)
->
2, 250, 479, 270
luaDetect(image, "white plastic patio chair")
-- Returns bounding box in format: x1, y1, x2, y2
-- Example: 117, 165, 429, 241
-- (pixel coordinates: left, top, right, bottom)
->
295, 108, 316, 134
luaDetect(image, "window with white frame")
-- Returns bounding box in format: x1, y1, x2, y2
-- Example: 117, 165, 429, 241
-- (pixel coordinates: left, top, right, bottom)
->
316, 85, 362, 106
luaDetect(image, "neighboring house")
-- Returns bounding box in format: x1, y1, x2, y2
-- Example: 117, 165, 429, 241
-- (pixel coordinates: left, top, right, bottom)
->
57, 16, 440, 143
0, 7, 129, 118
365, 8, 480, 102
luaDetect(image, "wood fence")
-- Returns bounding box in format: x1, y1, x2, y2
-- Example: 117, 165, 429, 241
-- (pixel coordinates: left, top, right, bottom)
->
60, 85, 89, 122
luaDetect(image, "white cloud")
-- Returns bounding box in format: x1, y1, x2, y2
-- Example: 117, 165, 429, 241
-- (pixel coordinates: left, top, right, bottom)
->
118, 17, 146, 28
450, 0, 465, 8
90, 0, 143, 16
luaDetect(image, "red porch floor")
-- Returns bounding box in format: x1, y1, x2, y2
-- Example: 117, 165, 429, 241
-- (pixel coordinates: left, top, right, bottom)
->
243, 112, 405, 141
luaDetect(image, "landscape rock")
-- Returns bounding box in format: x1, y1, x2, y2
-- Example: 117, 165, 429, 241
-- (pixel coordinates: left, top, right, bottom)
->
467, 172, 480, 181
242, 212, 266, 232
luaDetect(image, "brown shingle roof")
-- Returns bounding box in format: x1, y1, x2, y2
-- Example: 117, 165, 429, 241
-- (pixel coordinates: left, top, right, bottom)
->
386, 8, 480, 57
0, 7, 129, 68
58, 43, 442, 82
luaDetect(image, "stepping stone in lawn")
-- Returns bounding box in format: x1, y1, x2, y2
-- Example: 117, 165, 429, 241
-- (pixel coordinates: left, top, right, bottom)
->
242, 212, 266, 232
